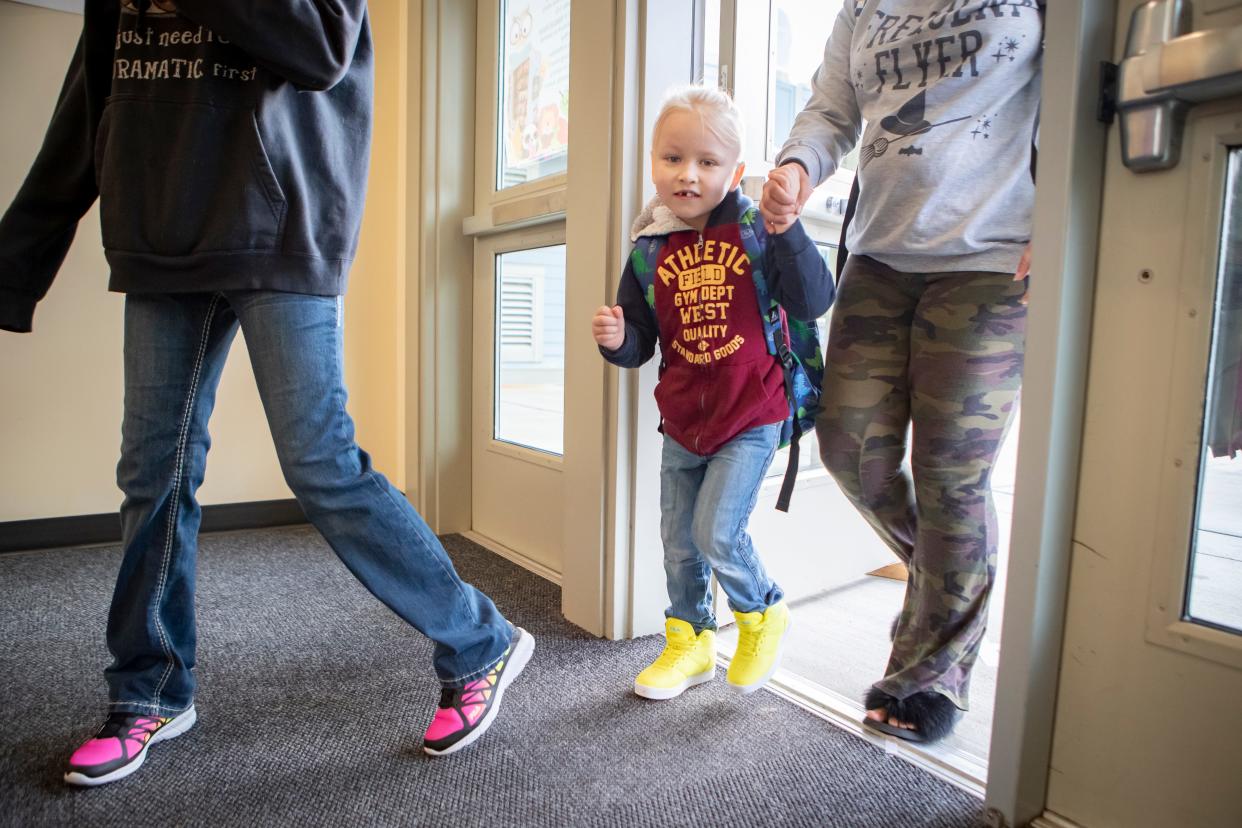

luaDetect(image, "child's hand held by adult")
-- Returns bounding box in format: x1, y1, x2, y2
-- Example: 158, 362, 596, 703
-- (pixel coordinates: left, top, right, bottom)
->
592, 305, 625, 350
760, 163, 810, 235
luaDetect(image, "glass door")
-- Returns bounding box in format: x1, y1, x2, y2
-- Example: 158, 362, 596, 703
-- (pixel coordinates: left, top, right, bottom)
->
1040, 2, 1242, 824
469, 0, 572, 573
471, 231, 567, 572
1187, 149, 1242, 635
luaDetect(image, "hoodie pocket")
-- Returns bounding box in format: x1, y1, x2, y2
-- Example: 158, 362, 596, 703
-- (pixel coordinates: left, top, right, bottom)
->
95, 97, 286, 256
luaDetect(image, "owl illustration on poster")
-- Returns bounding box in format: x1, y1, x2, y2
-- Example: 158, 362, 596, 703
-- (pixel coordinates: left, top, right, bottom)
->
501, 0, 570, 176
505, 6, 544, 166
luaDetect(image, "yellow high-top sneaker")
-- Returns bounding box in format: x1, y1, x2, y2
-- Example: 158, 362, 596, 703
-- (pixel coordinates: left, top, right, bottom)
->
726, 600, 791, 693
634, 618, 716, 700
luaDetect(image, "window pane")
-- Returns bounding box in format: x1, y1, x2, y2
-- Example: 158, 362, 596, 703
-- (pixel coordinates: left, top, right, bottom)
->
703, 0, 720, 88
770, 0, 826, 155
1188, 148, 1242, 634
498, 0, 571, 191
494, 245, 566, 455
768, 0, 857, 214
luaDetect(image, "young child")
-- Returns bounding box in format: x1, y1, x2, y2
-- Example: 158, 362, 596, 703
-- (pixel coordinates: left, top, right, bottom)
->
592, 86, 832, 699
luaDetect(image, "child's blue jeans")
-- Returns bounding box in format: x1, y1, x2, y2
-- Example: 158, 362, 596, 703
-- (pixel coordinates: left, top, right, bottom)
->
106, 291, 513, 716
659, 421, 785, 632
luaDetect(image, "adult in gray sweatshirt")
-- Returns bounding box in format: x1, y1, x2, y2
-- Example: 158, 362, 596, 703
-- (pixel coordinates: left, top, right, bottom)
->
760, 0, 1042, 744
0, 1, 532, 784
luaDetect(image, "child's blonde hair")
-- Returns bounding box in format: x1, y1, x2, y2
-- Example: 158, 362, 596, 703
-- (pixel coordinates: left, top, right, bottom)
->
653, 85, 745, 159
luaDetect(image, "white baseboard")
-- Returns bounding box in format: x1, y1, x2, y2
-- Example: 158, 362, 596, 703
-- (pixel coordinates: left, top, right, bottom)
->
1031, 811, 1087, 828
461, 530, 563, 586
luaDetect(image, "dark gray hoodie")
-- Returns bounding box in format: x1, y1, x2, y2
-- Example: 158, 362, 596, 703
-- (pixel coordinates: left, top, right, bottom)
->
0, 0, 371, 333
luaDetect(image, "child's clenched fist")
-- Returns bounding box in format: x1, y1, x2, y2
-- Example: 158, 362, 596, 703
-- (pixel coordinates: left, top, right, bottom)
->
592, 305, 625, 350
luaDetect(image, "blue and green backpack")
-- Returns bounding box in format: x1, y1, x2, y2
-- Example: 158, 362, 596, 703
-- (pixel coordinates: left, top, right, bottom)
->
630, 206, 826, 512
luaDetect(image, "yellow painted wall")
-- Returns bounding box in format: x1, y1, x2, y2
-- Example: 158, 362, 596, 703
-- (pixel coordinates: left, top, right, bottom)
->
0, 0, 407, 522
346, 0, 408, 493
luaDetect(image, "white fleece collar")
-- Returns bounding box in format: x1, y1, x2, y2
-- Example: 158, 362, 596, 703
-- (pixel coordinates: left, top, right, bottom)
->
630, 195, 694, 242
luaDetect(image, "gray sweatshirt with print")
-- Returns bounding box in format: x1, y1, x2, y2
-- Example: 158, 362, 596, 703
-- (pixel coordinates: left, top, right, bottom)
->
776, 0, 1042, 274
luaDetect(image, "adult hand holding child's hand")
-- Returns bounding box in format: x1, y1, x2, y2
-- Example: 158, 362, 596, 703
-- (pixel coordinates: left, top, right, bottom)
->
760, 162, 811, 234
592, 305, 625, 350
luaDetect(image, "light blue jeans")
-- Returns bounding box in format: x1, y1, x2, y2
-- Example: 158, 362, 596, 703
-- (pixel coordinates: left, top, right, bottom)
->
660, 422, 784, 632
107, 291, 513, 716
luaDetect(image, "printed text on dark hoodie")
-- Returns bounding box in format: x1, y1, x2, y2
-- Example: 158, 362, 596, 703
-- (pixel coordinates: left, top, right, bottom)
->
0, 0, 371, 333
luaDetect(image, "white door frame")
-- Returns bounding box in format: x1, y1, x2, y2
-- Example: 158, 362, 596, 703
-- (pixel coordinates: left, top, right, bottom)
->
562, 0, 646, 637
621, 0, 705, 638
415, 0, 478, 535
415, 0, 643, 637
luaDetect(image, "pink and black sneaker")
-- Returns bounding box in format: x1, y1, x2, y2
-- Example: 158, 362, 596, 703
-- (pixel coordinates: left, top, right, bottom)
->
64, 706, 197, 786
423, 627, 534, 756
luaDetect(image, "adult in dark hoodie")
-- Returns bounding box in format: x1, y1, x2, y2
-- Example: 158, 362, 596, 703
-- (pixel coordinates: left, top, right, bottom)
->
0, 1, 532, 784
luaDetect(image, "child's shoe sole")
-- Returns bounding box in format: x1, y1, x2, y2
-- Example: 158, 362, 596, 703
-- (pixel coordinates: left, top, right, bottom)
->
64, 706, 197, 787
633, 667, 715, 700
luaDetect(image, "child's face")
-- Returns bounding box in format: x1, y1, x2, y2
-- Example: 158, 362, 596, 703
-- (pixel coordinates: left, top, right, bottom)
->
651, 110, 743, 233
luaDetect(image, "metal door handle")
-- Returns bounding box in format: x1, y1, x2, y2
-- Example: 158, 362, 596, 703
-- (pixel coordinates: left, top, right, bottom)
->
1116, 0, 1242, 171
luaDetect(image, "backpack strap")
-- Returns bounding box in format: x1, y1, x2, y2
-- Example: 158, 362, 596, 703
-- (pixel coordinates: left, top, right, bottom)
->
736, 212, 784, 358
630, 238, 664, 370
630, 239, 660, 311
737, 208, 804, 513
836, 175, 859, 278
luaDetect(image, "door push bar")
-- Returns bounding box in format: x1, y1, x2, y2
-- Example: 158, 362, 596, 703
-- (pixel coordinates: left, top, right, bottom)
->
1110, 0, 1242, 172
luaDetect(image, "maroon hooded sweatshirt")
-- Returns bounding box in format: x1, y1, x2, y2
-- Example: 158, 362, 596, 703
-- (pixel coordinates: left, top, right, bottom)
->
600, 189, 832, 455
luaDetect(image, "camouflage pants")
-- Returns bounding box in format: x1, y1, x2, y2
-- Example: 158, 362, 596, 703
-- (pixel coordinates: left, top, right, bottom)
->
816, 255, 1026, 710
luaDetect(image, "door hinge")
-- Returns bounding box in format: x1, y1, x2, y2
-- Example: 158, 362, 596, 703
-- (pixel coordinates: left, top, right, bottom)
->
1097, 60, 1118, 125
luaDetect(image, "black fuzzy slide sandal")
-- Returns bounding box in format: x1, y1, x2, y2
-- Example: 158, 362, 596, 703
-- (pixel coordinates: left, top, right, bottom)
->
862, 687, 960, 744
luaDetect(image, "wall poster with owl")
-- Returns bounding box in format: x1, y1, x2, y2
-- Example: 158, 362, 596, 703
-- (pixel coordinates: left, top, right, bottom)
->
499, 0, 570, 188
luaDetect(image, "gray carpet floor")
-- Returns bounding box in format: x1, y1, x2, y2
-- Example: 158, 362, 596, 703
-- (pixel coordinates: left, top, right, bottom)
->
0, 526, 986, 827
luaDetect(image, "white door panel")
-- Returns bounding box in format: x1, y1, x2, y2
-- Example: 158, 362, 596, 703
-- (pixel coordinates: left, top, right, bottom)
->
1045, 2, 1242, 826
471, 230, 566, 575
